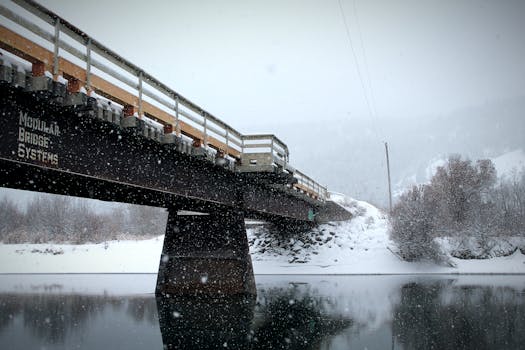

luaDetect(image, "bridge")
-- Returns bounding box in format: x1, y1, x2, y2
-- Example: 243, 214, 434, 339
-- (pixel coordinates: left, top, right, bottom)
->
0, 0, 351, 297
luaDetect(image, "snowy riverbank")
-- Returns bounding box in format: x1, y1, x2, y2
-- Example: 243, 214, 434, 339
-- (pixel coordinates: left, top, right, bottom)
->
249, 197, 525, 274
1, 197, 524, 275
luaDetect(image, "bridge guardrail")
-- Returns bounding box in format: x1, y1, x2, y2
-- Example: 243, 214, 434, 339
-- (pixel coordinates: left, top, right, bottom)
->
0, 0, 328, 202
294, 170, 328, 202
241, 134, 290, 168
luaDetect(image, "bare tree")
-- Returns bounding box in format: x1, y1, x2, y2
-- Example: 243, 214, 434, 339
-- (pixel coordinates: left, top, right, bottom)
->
0, 197, 24, 242
389, 156, 508, 262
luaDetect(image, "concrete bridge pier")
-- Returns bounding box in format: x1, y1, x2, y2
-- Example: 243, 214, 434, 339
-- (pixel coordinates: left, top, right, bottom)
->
156, 207, 256, 297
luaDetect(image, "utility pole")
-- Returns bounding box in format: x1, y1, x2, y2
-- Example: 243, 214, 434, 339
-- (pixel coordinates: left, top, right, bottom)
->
384, 142, 392, 213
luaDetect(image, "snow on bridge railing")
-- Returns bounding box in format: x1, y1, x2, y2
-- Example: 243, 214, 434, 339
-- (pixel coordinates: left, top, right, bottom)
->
241, 134, 290, 167
0, 0, 328, 202
294, 170, 328, 202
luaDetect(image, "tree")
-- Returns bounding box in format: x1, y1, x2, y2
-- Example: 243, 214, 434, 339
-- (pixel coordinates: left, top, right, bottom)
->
125, 204, 167, 236
494, 170, 525, 236
389, 156, 503, 262
429, 155, 497, 232
390, 185, 444, 262
0, 197, 24, 242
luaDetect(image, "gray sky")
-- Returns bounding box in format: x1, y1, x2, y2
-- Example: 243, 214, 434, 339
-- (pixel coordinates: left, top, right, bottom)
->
2, 0, 525, 205
36, 0, 525, 129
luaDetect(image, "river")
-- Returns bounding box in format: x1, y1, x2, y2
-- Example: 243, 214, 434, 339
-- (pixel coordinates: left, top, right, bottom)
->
0, 274, 523, 349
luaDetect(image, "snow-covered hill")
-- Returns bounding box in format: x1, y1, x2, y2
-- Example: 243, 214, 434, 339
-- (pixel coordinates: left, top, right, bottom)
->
1, 195, 524, 274
492, 149, 525, 179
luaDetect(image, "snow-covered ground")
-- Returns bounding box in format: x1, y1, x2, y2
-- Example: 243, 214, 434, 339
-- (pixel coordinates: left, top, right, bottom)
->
0, 237, 164, 274
1, 195, 524, 275
249, 196, 525, 274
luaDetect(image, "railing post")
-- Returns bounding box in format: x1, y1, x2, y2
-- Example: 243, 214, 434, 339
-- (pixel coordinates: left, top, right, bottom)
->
174, 96, 181, 136
203, 112, 208, 148
138, 71, 143, 117
225, 129, 229, 152
270, 137, 274, 157
53, 18, 60, 78
86, 38, 91, 91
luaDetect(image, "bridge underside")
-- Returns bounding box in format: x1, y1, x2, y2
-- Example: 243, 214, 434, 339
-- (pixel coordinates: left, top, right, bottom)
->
1, 158, 260, 296
0, 84, 320, 220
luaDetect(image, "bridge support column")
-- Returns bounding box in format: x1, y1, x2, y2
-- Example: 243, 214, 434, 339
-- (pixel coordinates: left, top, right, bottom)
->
156, 208, 256, 297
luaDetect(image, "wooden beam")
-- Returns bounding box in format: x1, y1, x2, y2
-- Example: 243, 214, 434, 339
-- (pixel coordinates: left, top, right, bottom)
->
0, 25, 53, 67
294, 183, 319, 199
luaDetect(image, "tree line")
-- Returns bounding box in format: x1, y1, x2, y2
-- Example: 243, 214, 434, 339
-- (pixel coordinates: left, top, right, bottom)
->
0, 195, 167, 244
390, 155, 525, 262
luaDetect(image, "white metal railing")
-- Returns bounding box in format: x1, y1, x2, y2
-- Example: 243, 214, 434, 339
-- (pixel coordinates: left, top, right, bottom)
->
0, 0, 327, 202
294, 170, 328, 201
241, 134, 289, 167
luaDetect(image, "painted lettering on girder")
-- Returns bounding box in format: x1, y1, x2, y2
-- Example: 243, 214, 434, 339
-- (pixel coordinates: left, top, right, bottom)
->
17, 111, 59, 166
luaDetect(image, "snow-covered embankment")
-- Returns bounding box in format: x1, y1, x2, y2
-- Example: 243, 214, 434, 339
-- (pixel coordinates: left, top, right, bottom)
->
1, 195, 524, 274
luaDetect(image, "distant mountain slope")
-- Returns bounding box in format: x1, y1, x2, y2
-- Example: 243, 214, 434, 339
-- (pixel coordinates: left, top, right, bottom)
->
492, 149, 525, 178
258, 95, 525, 207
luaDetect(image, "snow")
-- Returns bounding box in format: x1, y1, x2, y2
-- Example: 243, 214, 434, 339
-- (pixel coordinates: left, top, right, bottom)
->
0, 54, 13, 68
491, 148, 525, 178
90, 90, 124, 112
0, 236, 164, 274
249, 198, 525, 274
143, 114, 164, 129
0, 196, 524, 275
56, 74, 68, 85
1, 49, 31, 72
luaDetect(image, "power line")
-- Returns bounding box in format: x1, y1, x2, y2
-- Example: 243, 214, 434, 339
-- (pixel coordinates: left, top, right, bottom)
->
339, 0, 391, 207
352, 0, 380, 123
337, 0, 380, 140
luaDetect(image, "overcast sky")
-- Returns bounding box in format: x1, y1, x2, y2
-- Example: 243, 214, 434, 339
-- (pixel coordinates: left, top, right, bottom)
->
2, 0, 525, 205
35, 0, 525, 130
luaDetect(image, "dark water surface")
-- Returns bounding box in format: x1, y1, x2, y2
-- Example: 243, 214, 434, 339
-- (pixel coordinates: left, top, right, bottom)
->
0, 275, 524, 349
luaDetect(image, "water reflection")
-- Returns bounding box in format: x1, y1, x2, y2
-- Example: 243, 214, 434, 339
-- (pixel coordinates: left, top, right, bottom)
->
0, 293, 161, 349
0, 276, 524, 349
157, 295, 254, 349
393, 281, 525, 350
251, 286, 351, 349
156, 285, 351, 349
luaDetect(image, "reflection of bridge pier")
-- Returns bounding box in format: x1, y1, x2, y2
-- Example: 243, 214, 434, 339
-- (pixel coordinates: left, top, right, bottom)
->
156, 295, 255, 349
157, 208, 256, 296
